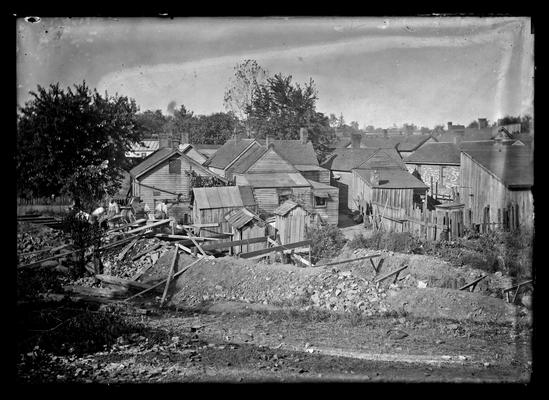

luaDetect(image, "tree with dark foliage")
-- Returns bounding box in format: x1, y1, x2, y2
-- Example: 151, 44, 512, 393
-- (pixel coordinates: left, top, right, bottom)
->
16, 82, 142, 211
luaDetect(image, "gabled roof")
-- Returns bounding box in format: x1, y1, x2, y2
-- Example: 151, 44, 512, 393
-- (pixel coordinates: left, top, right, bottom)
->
129, 148, 222, 180
321, 148, 379, 171
353, 169, 428, 189
238, 172, 311, 188
462, 146, 533, 189
257, 140, 319, 166
395, 135, 433, 152
356, 148, 407, 170
193, 186, 256, 209
405, 142, 461, 165
226, 146, 268, 174
224, 207, 265, 229
205, 139, 259, 169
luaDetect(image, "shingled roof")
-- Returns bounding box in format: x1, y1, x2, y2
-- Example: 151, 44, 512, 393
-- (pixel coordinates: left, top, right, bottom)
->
462, 146, 533, 189
357, 148, 407, 170
129, 148, 221, 180
405, 142, 461, 165
205, 139, 259, 169
321, 148, 379, 171
353, 169, 428, 189
226, 146, 268, 174
257, 140, 319, 166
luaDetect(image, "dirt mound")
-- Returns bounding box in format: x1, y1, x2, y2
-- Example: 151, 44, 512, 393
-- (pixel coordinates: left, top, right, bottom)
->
384, 287, 521, 324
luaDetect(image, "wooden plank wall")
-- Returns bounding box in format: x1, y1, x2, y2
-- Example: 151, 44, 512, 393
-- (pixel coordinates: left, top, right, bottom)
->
308, 187, 339, 226
135, 155, 212, 211
275, 206, 310, 245
232, 224, 267, 254
332, 171, 352, 211
191, 204, 260, 238
460, 153, 533, 231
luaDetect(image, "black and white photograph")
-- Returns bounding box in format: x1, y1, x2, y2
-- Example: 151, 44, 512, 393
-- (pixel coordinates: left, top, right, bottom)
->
16, 16, 534, 383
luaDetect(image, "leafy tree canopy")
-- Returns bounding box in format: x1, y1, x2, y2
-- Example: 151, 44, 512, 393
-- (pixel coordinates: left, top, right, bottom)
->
246, 72, 336, 154
16, 82, 142, 210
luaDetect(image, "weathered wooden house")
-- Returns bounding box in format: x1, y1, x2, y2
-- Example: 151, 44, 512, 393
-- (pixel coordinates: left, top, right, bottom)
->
129, 139, 227, 212
404, 142, 461, 199
273, 201, 317, 245
460, 146, 533, 231
307, 179, 339, 226
205, 129, 329, 183
192, 186, 258, 237
224, 207, 268, 254
352, 168, 428, 231
322, 147, 405, 211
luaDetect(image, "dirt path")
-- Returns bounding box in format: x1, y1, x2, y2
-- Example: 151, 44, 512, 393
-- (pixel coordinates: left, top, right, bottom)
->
18, 302, 530, 384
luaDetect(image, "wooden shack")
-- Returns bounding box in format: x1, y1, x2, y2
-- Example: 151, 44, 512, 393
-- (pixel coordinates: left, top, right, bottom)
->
460, 146, 533, 231
130, 146, 227, 212
307, 179, 339, 226
224, 207, 268, 254
273, 201, 318, 245
433, 202, 465, 240
192, 186, 257, 237
352, 168, 428, 231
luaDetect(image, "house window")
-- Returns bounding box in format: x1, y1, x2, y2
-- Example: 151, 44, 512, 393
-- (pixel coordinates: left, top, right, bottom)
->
169, 159, 181, 174
314, 196, 327, 208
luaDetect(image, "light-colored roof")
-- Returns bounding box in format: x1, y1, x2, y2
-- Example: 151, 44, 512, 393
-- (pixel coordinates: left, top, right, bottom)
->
353, 169, 428, 189
357, 148, 407, 170
224, 207, 265, 229
273, 200, 303, 216
238, 172, 311, 188
226, 146, 268, 174
193, 186, 256, 210
294, 165, 329, 172
322, 148, 379, 171
130, 140, 159, 153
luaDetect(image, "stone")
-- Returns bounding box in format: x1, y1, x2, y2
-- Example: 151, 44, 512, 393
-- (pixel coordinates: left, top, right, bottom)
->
417, 280, 427, 288
41, 260, 59, 268
521, 295, 532, 309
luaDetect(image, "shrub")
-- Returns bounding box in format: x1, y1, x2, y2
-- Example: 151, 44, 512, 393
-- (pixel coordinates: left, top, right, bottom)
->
306, 224, 347, 264
348, 233, 370, 250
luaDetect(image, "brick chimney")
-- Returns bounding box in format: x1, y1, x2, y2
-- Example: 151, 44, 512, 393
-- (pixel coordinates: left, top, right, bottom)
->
171, 133, 181, 149
159, 132, 171, 149
350, 133, 362, 149
478, 118, 488, 129
447, 122, 453, 131
300, 127, 308, 144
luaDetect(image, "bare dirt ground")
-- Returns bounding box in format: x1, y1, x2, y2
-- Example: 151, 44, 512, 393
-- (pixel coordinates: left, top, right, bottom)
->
16, 221, 533, 384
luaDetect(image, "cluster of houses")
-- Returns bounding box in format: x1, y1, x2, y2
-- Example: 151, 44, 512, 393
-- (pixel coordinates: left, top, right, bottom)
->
121, 117, 533, 246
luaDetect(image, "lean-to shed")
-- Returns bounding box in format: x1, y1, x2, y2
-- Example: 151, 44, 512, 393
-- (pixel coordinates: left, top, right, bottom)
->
273, 201, 317, 245
224, 207, 268, 254
192, 186, 257, 237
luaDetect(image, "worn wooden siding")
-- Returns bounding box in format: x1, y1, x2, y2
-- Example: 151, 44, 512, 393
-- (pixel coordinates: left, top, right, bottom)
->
191, 203, 259, 238
372, 188, 415, 216
331, 170, 353, 211
351, 171, 373, 212
275, 206, 311, 245
252, 188, 279, 214
233, 224, 267, 254
460, 153, 533, 229
308, 187, 339, 225
247, 149, 295, 173
251, 187, 314, 215
300, 169, 331, 184
135, 155, 211, 211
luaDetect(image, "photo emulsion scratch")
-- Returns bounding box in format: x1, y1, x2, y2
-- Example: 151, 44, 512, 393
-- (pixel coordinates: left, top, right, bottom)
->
16, 16, 533, 384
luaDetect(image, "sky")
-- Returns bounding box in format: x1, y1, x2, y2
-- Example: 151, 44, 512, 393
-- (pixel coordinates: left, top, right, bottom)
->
16, 16, 534, 129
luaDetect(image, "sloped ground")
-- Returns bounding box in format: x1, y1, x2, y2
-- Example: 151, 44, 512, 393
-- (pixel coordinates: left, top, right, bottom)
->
169, 250, 528, 326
